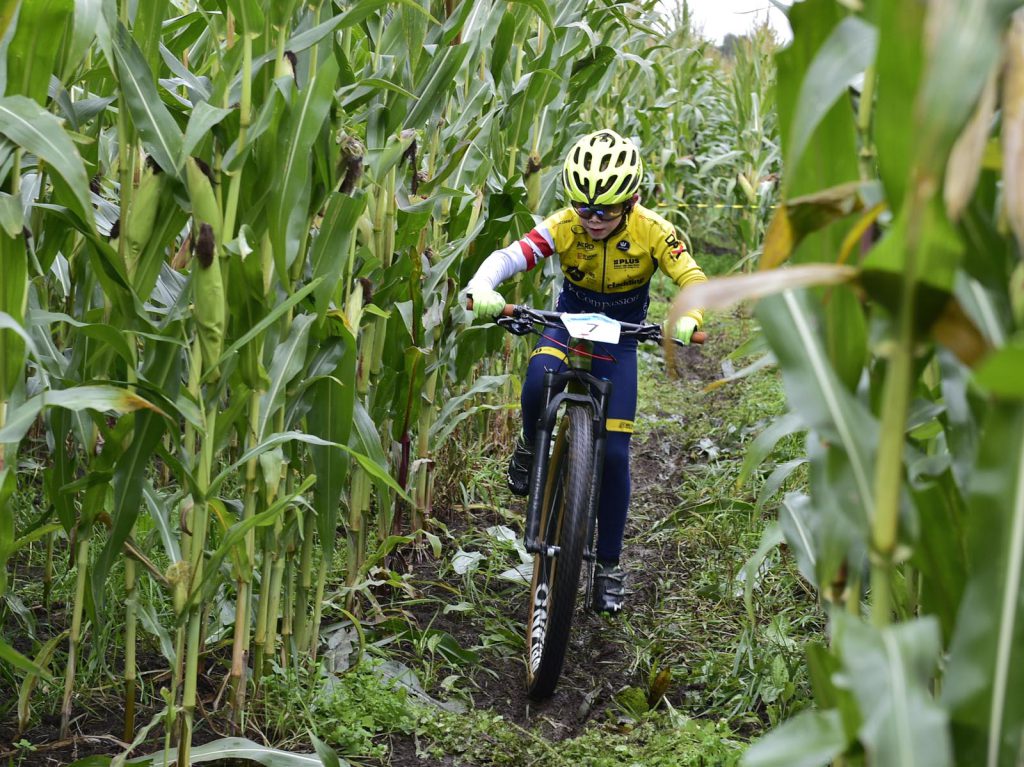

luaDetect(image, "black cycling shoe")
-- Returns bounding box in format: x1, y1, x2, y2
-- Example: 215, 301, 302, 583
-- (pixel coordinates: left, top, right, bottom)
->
592, 562, 627, 614
507, 433, 533, 497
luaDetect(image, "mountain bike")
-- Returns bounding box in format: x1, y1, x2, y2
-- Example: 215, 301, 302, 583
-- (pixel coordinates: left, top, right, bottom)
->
473, 301, 705, 699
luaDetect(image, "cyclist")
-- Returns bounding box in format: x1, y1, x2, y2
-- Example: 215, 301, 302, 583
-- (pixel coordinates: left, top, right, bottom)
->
466, 129, 707, 613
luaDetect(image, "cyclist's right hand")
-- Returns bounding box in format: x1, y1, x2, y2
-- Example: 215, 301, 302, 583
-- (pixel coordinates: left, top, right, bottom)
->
467, 286, 505, 319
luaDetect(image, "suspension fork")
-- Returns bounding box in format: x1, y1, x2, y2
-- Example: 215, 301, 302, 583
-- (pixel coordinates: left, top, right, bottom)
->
523, 369, 611, 555
582, 376, 612, 563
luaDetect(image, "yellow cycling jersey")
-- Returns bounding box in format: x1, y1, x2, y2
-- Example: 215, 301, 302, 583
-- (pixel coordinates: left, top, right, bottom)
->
468, 202, 708, 323
539, 204, 706, 295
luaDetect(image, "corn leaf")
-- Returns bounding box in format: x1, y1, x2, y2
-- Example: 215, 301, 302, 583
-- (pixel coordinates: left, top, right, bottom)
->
257, 314, 315, 441
180, 102, 233, 166
91, 335, 181, 612
268, 56, 338, 283
188, 476, 317, 611
0, 96, 94, 228
836, 614, 952, 767
208, 431, 408, 502
63, 0, 103, 80
0, 636, 50, 677
17, 630, 65, 730
776, 0, 859, 197
6, 0, 73, 104
0, 385, 165, 445
742, 707, 849, 767
788, 17, 876, 173
0, 246, 29, 400
311, 193, 367, 319
870, 0, 924, 209
210, 277, 322, 376
943, 403, 1024, 767
109, 21, 184, 178
307, 327, 357, 551
125, 737, 344, 766
132, 0, 168, 72
404, 42, 471, 130
755, 290, 877, 521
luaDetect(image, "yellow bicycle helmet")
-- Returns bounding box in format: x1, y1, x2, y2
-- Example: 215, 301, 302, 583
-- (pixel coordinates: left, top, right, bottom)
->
562, 129, 643, 205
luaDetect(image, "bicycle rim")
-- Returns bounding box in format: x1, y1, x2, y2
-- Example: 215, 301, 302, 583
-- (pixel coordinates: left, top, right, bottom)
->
525, 404, 594, 699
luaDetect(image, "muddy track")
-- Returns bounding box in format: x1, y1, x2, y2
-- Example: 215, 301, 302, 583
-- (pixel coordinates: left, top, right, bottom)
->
0, 344, 733, 767
385, 344, 729, 765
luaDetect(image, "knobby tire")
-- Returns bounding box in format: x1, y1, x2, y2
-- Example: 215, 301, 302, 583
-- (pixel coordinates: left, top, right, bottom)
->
525, 404, 594, 699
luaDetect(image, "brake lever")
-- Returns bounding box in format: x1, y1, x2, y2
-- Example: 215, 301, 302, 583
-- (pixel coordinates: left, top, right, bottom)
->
634, 324, 663, 344
497, 316, 536, 336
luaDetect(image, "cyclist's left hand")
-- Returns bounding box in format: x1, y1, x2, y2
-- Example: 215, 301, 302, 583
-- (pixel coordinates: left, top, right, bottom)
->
671, 316, 699, 344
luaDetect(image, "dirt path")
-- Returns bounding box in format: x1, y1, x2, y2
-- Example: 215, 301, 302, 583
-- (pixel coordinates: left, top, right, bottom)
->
384, 343, 737, 765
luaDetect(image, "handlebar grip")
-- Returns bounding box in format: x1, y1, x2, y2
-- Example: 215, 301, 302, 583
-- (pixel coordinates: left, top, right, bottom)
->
465, 297, 514, 317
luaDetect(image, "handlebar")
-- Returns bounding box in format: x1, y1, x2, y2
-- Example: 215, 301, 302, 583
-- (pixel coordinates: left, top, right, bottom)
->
466, 299, 706, 346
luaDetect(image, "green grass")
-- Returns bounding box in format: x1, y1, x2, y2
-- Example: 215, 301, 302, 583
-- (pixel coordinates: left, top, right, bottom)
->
416, 706, 744, 767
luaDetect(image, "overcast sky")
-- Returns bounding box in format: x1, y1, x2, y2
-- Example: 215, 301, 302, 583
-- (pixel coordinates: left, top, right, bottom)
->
659, 0, 793, 44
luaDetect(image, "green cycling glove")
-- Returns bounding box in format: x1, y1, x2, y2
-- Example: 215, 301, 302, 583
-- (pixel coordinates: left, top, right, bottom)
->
467, 286, 506, 319
672, 316, 699, 344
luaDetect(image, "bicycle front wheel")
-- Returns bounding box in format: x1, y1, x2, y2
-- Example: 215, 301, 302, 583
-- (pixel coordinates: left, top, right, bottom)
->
525, 403, 595, 699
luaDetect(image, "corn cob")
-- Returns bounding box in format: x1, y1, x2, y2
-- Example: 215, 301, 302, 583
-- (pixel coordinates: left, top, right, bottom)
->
124, 162, 165, 283
737, 172, 757, 204
526, 153, 542, 212
186, 158, 223, 239
186, 158, 225, 379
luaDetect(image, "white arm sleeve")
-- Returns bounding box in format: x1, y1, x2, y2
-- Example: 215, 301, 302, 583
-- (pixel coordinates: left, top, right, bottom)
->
467, 225, 555, 290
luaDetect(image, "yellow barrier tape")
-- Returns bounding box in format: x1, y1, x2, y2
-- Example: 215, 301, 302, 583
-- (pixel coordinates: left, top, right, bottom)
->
656, 202, 779, 210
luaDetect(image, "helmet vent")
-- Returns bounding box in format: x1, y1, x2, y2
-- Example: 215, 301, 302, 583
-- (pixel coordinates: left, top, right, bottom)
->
596, 176, 617, 196
599, 154, 611, 172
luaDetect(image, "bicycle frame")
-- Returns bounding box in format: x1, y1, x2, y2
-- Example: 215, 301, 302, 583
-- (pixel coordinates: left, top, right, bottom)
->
484, 301, 703, 562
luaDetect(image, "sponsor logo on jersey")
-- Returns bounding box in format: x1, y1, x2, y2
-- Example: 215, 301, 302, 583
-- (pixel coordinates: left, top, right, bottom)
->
571, 225, 586, 234
616, 240, 630, 251
613, 256, 641, 269
566, 266, 585, 282
607, 277, 645, 290
576, 241, 595, 250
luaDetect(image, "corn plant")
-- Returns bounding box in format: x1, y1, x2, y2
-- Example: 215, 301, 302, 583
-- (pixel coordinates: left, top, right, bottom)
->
667, 1, 1024, 765
2, 0, 774, 762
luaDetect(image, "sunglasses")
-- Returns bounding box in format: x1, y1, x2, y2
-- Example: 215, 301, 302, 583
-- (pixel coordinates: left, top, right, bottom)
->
571, 201, 625, 221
